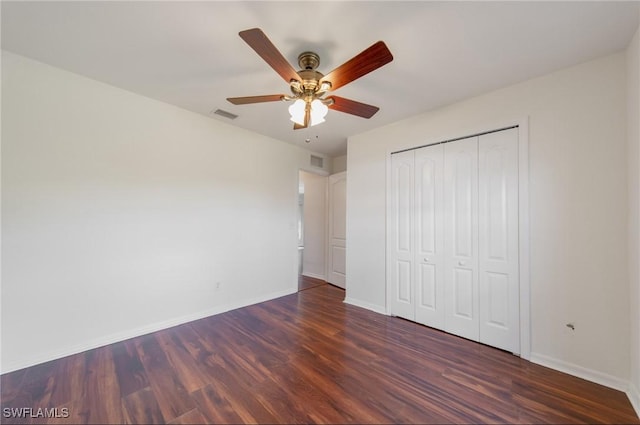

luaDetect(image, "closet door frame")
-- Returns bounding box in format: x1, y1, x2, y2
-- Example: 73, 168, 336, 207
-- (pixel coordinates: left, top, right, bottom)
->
385, 118, 530, 359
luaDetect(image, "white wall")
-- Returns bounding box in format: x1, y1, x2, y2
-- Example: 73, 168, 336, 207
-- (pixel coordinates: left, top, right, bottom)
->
300, 171, 326, 280
332, 155, 347, 174
0, 51, 331, 373
628, 20, 640, 414
346, 53, 629, 386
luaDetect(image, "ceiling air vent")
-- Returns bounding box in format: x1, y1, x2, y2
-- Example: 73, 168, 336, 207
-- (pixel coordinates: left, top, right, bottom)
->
310, 155, 324, 168
212, 109, 238, 120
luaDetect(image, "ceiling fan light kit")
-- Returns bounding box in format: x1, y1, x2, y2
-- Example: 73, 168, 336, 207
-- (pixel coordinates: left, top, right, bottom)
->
227, 28, 393, 130
288, 98, 328, 127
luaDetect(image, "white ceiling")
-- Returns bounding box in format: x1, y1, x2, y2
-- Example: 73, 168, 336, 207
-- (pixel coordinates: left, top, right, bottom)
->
2, 1, 639, 157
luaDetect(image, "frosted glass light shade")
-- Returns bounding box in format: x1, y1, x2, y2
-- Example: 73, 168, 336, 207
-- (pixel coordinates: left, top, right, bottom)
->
288, 99, 306, 125
289, 99, 329, 127
310, 99, 328, 126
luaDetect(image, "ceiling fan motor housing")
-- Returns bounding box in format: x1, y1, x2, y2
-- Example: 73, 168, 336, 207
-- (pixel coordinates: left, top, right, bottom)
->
298, 51, 320, 70
292, 52, 326, 98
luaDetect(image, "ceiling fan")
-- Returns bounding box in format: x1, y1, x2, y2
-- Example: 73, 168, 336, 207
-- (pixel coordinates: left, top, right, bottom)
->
227, 28, 394, 130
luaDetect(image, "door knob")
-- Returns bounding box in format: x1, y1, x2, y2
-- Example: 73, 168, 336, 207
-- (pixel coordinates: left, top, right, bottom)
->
424, 258, 430, 262
458, 260, 466, 266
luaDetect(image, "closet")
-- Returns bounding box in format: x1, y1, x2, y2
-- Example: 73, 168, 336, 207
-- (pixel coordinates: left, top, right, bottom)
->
388, 127, 519, 353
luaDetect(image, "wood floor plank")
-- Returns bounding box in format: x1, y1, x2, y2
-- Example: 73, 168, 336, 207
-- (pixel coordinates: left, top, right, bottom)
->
79, 345, 123, 424
43, 402, 73, 425
167, 408, 209, 425
250, 375, 321, 424
1, 283, 638, 424
122, 387, 165, 424
190, 317, 274, 386
200, 363, 279, 424
0, 367, 28, 403
134, 334, 195, 422
47, 353, 86, 409
218, 312, 291, 369
155, 328, 209, 393
111, 339, 149, 397
189, 384, 244, 424
10, 360, 58, 412
271, 350, 394, 423
298, 275, 326, 291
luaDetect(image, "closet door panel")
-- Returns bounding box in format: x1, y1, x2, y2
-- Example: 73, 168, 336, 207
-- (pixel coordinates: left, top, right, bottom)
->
397, 261, 412, 303
478, 128, 519, 353
414, 144, 445, 329
419, 263, 437, 308
444, 137, 479, 341
389, 151, 415, 320
453, 268, 474, 318
485, 272, 509, 324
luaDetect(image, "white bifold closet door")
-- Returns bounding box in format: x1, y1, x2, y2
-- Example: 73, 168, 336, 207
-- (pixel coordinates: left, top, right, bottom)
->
477, 129, 519, 352
443, 136, 480, 341
414, 144, 445, 329
389, 150, 415, 320
389, 127, 519, 353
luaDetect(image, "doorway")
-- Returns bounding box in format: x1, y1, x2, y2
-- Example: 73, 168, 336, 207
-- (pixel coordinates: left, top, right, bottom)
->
298, 170, 328, 291
297, 169, 349, 292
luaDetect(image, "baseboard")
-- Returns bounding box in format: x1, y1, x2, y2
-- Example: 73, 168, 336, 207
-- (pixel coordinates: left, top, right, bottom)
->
529, 352, 628, 392
301, 272, 326, 281
1, 287, 297, 374
628, 382, 640, 418
343, 296, 387, 315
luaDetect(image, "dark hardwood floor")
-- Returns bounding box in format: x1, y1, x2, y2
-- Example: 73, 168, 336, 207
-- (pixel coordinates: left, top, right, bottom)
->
1, 283, 638, 424
298, 275, 326, 292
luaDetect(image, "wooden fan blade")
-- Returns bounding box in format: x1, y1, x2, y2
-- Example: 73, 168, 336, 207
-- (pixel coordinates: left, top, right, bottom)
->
293, 122, 306, 130
239, 28, 300, 83
320, 41, 393, 91
227, 94, 285, 105
328, 96, 380, 118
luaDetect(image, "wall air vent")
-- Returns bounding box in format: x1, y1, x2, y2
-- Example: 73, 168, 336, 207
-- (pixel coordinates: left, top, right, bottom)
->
212, 109, 238, 120
310, 155, 324, 168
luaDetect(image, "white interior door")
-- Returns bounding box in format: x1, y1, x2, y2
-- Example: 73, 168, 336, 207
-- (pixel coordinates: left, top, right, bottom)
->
327, 172, 347, 288
478, 128, 520, 353
414, 144, 445, 329
389, 152, 415, 320
444, 136, 480, 341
